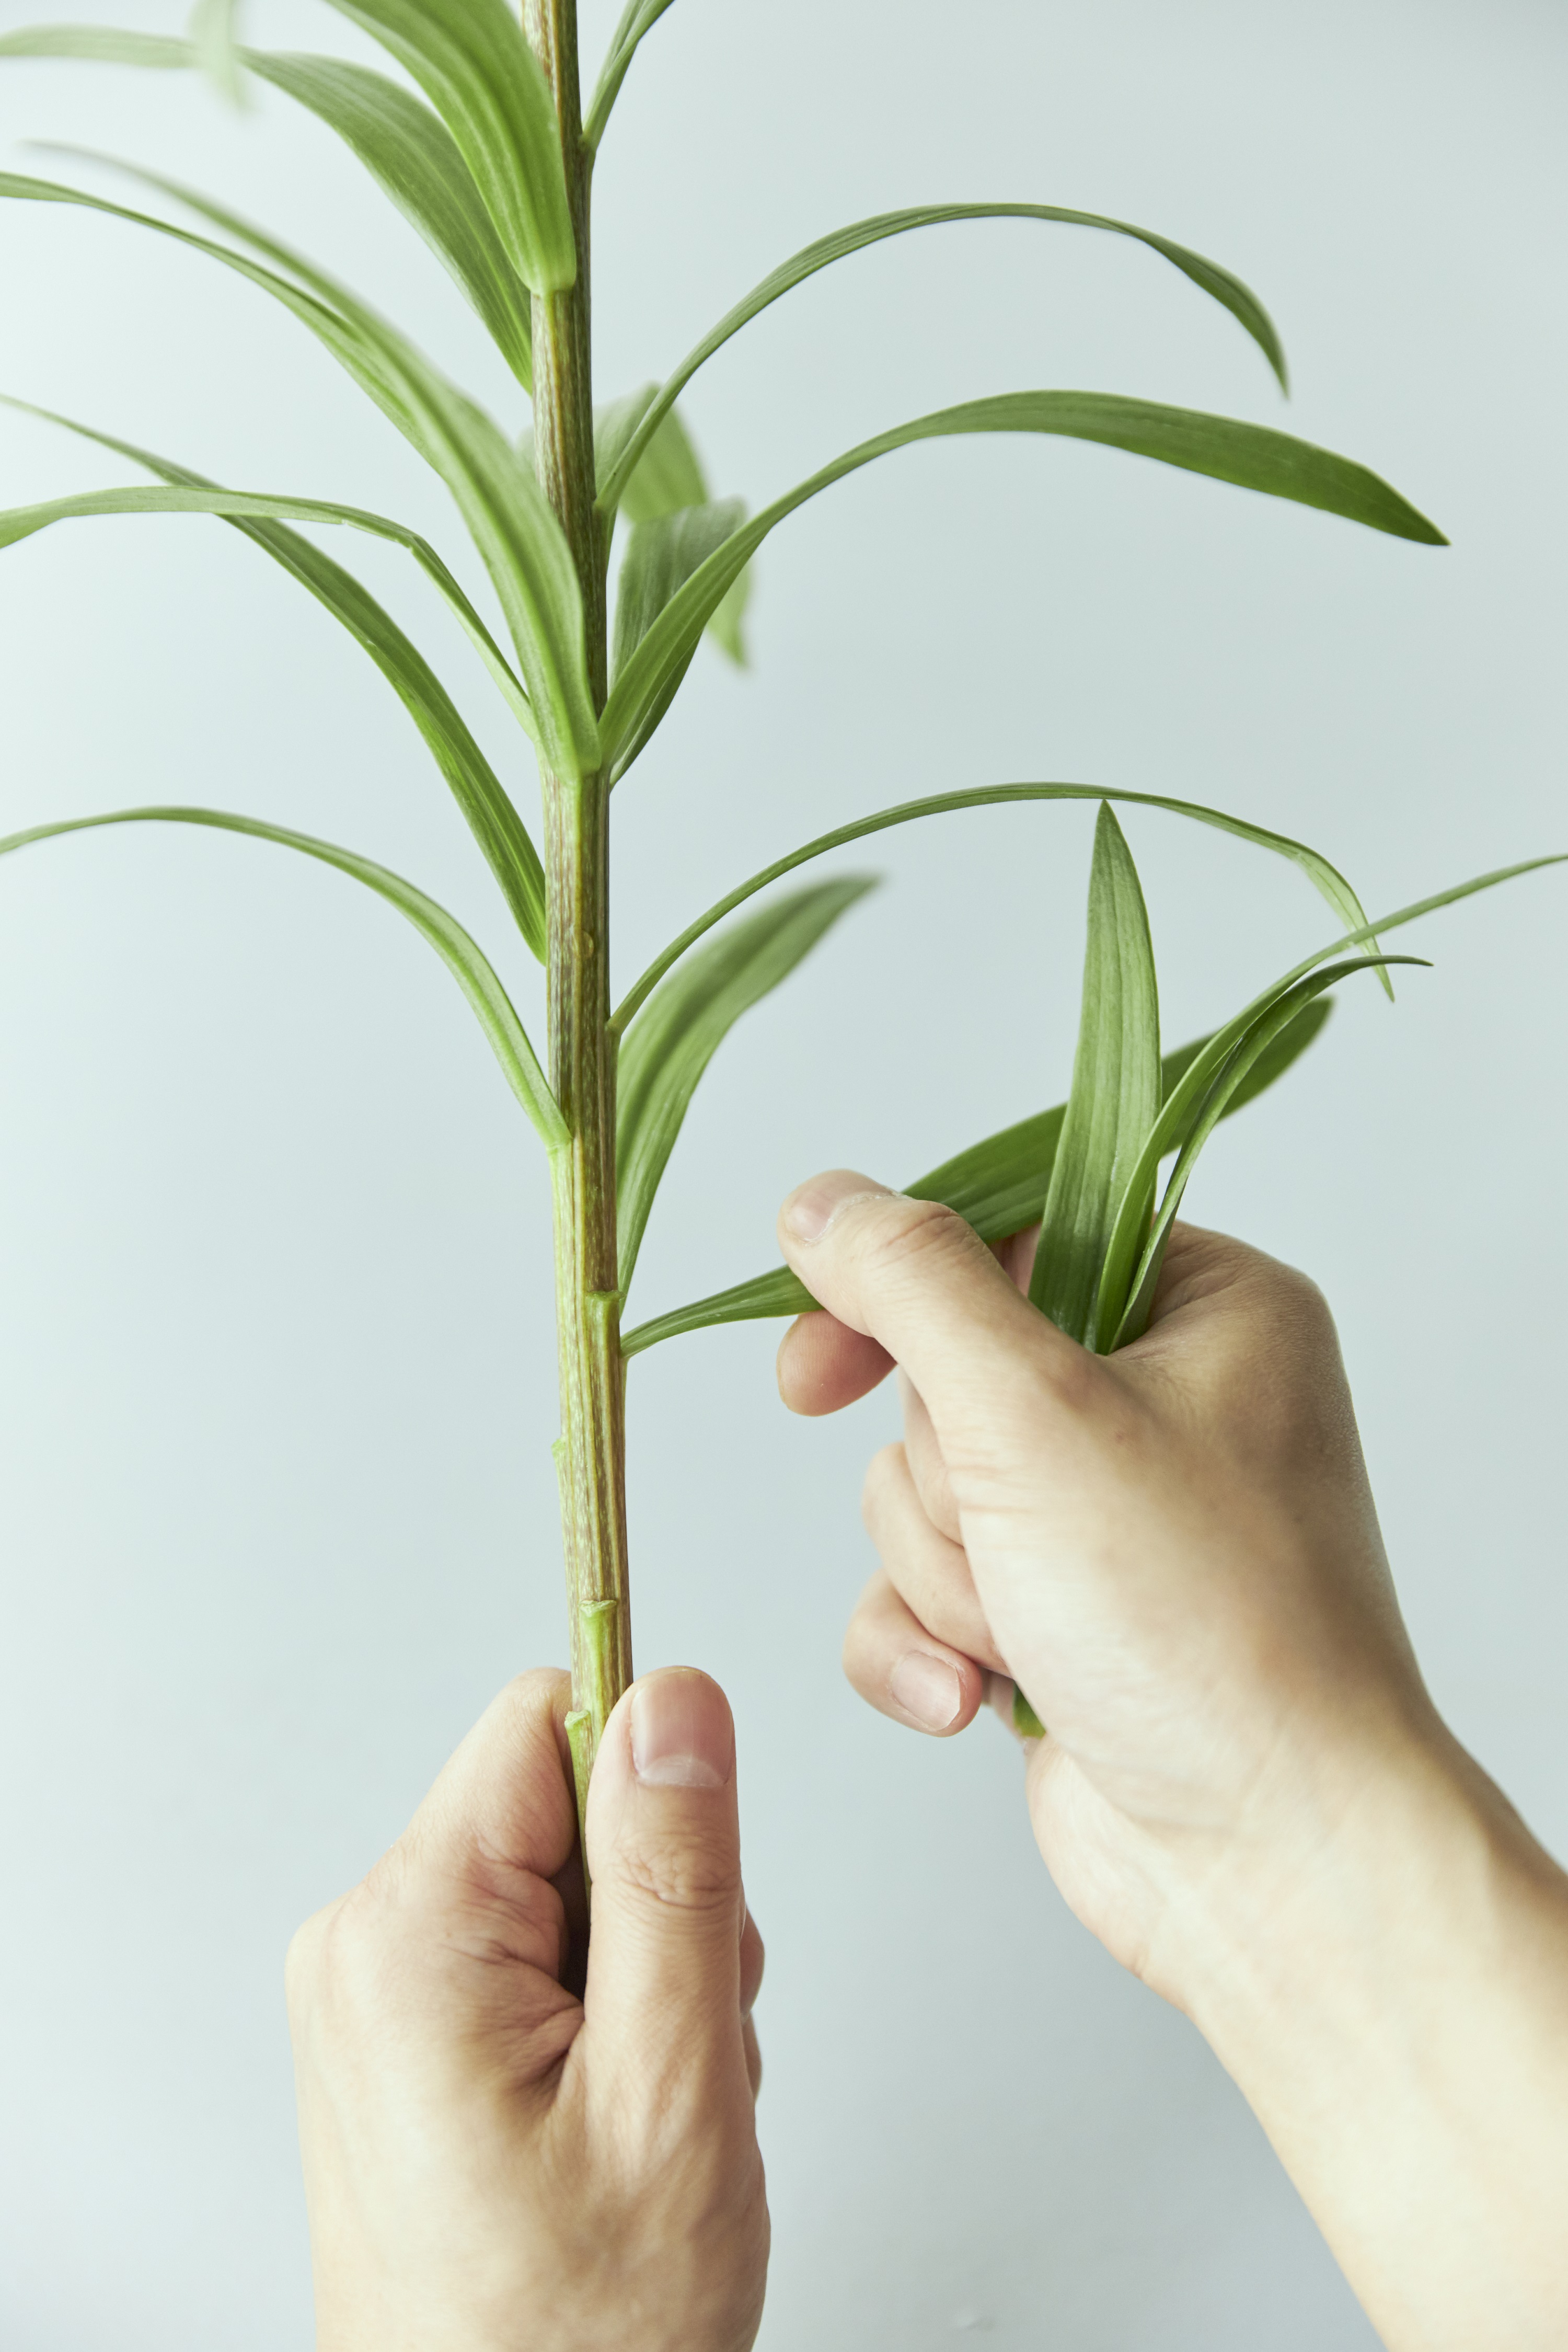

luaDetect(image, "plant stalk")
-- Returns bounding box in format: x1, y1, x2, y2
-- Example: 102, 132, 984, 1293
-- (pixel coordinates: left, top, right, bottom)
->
524, 0, 630, 1840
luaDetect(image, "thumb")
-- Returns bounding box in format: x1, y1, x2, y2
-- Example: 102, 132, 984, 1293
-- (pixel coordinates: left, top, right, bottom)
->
776, 1169, 1082, 1445
580, 1668, 750, 2118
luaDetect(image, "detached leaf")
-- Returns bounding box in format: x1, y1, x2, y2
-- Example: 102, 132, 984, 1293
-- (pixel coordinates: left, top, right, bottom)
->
1, 394, 546, 957
617, 877, 874, 1300
321, 0, 576, 292
0, 808, 564, 1146
596, 200, 1290, 513
621, 999, 1333, 1358
1029, 806, 1161, 1345
601, 390, 1445, 772
189, 0, 245, 106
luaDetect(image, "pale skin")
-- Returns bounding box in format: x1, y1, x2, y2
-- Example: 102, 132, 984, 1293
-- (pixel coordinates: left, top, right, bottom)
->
287, 1178, 1568, 2350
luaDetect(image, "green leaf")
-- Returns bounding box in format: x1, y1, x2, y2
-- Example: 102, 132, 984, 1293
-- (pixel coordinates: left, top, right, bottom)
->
596, 202, 1290, 514
594, 384, 660, 516
0, 165, 599, 776
0, 394, 546, 958
616, 877, 875, 1301
619, 406, 709, 524
0, 807, 564, 1147
613, 781, 1376, 1034
0, 30, 536, 386
1108, 955, 1424, 1349
583, 0, 679, 151
601, 391, 1445, 773
189, 0, 245, 106
609, 498, 745, 778
1093, 854, 1568, 1349
706, 564, 751, 668
620, 999, 1333, 1358
1028, 806, 1161, 1344
320, 0, 575, 293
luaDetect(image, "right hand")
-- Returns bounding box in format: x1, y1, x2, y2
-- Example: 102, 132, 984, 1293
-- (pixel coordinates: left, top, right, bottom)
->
774, 1173, 1568, 2352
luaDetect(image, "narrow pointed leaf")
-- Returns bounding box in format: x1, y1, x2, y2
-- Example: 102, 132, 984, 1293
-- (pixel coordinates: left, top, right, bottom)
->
610, 498, 745, 777
617, 877, 875, 1301
597, 203, 1289, 512
0, 165, 599, 774
0, 32, 536, 386
600, 394, 755, 674
1029, 806, 1161, 1344
613, 782, 1375, 1034
584, 0, 678, 151
320, 0, 575, 292
1109, 956, 1424, 1349
620, 999, 1333, 1357
1, 394, 546, 956
0, 808, 564, 1146
602, 392, 1444, 773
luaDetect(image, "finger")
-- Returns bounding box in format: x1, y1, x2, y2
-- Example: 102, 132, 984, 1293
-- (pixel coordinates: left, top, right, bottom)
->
776, 1172, 1088, 1453
897, 1373, 961, 1544
739, 1906, 765, 2017
393, 1668, 578, 1977
862, 1443, 1005, 1670
743, 2012, 763, 2099
777, 1309, 893, 1416
581, 1668, 750, 2117
842, 1566, 986, 1736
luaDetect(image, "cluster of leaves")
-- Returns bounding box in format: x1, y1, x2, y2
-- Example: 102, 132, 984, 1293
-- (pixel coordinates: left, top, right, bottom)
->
0, 0, 1548, 1378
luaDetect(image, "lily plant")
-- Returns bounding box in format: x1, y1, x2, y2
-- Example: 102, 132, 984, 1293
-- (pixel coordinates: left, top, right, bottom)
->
0, 0, 1556, 1821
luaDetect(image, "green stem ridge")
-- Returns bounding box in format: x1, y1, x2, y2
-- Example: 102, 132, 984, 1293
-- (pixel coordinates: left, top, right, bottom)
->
528, 0, 631, 1827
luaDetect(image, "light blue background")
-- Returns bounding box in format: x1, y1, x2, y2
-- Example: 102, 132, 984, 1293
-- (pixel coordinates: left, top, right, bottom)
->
2, 1, 1564, 2343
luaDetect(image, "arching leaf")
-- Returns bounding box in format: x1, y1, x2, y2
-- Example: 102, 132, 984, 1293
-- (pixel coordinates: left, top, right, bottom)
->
596, 201, 1290, 512
1, 394, 546, 957
1029, 806, 1161, 1344
601, 391, 1445, 774
321, 0, 575, 292
616, 877, 874, 1300
584, 0, 679, 151
0, 808, 564, 1146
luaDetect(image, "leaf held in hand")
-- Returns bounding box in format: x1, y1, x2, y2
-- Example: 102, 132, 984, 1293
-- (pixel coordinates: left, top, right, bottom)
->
1029, 805, 1162, 1345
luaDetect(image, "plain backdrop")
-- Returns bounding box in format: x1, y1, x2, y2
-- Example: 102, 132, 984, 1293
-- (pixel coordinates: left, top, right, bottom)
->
1, 1, 1564, 2345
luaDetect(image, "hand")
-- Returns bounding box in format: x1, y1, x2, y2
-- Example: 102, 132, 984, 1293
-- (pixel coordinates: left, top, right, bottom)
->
286, 1667, 768, 2352
775, 1175, 1568, 2352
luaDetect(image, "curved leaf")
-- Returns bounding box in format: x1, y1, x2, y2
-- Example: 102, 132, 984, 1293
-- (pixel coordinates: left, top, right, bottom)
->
620, 999, 1334, 1357
601, 392, 1445, 772
596, 202, 1289, 512
584, 0, 679, 151
0, 29, 536, 386
0, 808, 564, 1145
0, 164, 599, 775
0, 393, 546, 957
609, 498, 745, 778
320, 0, 575, 292
613, 781, 1377, 1034
1029, 806, 1161, 1344
616, 876, 874, 1300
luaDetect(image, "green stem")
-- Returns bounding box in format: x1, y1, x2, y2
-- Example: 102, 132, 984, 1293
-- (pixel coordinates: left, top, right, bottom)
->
525, 0, 630, 1836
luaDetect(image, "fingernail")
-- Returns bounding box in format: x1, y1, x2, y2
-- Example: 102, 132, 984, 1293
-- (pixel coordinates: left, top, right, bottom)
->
889, 1651, 961, 1731
631, 1670, 734, 1788
781, 1171, 893, 1245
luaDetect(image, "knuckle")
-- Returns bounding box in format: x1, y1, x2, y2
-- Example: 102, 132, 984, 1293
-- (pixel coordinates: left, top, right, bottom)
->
855, 1195, 985, 1287
612, 1829, 742, 1919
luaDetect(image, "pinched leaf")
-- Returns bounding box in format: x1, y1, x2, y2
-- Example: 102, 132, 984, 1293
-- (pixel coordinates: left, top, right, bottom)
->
0, 165, 599, 776
1029, 806, 1161, 1344
620, 1000, 1333, 1357
0, 31, 536, 385
616, 877, 875, 1300
321, 0, 575, 292
0, 808, 564, 1145
1, 394, 547, 957
596, 202, 1290, 513
601, 391, 1445, 771
584, 0, 679, 151
613, 781, 1375, 1034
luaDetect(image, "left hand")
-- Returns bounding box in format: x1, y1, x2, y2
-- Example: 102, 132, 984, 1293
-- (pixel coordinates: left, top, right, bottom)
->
286, 1666, 769, 2352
